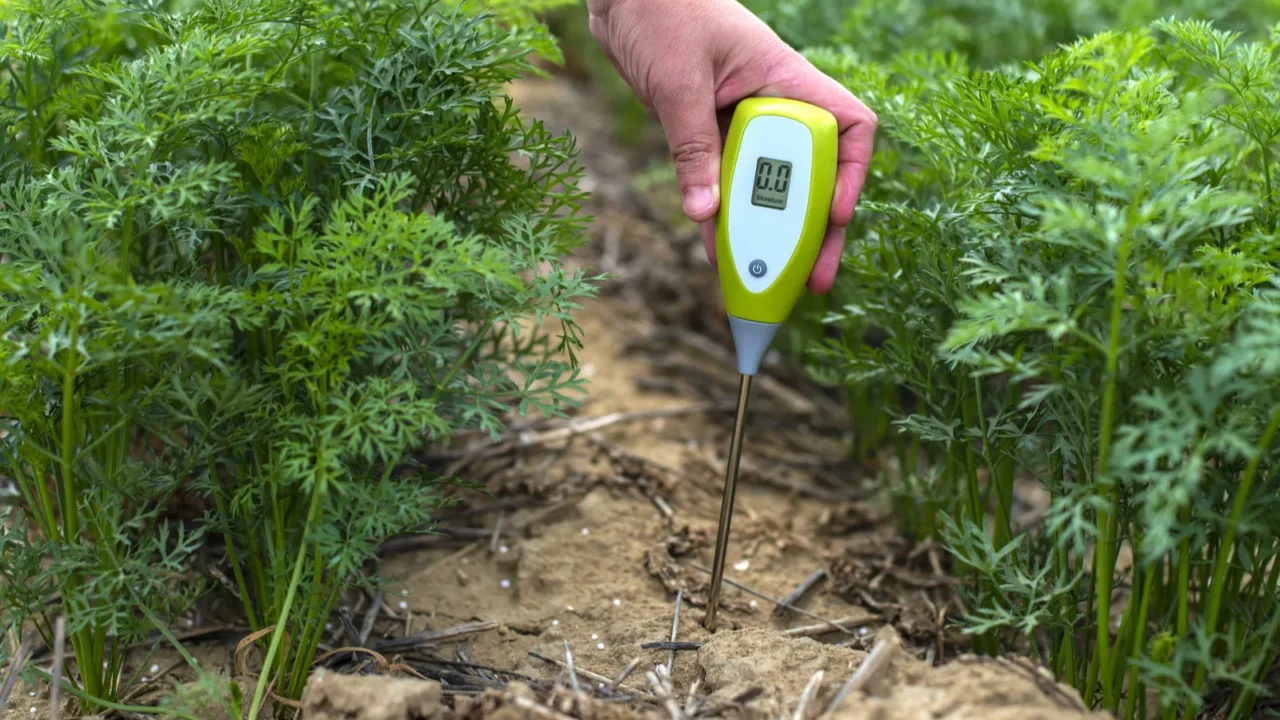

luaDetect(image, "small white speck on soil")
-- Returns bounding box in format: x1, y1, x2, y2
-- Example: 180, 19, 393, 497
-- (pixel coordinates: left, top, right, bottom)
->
500, 579, 512, 589
581, 528, 590, 535
596, 643, 605, 650
734, 559, 750, 572
399, 600, 409, 609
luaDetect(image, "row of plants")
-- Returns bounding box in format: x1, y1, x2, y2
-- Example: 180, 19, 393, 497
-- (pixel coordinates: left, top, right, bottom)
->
0, 0, 597, 716
803, 11, 1280, 720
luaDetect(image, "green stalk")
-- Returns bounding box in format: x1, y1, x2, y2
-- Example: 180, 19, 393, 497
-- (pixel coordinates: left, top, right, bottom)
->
431, 318, 495, 403
211, 471, 260, 630
1089, 237, 1131, 709
1106, 573, 1138, 709
1232, 608, 1280, 719
58, 289, 106, 708
247, 475, 326, 720
1123, 558, 1156, 720
1177, 507, 1190, 638
283, 543, 327, 691
1186, 405, 1280, 710
1160, 514, 1193, 720
285, 580, 341, 700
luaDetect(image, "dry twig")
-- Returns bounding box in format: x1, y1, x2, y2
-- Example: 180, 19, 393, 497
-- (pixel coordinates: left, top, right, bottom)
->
49, 617, 66, 720
688, 562, 855, 636
372, 620, 498, 653
785, 615, 882, 638
793, 670, 824, 720
775, 569, 827, 618
666, 591, 682, 676
822, 629, 900, 716
0, 631, 34, 710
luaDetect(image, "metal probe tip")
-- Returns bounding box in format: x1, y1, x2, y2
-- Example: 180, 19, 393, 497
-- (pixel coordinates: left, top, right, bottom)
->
703, 373, 754, 632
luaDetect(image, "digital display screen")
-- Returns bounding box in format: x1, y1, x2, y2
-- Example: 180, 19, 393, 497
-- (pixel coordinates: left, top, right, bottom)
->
751, 157, 792, 210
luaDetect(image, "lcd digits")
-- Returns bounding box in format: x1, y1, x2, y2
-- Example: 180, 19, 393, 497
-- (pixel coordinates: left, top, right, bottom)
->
751, 157, 792, 210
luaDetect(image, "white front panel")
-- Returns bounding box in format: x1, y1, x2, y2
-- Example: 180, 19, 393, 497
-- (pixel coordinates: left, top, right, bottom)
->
727, 115, 814, 294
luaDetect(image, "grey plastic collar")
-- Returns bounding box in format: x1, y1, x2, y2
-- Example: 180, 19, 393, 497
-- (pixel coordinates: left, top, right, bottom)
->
728, 316, 781, 376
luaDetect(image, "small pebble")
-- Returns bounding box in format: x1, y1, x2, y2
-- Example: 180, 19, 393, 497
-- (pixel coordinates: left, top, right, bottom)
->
591, 633, 598, 640
150, 664, 160, 674
552, 620, 559, 626
612, 598, 621, 606
566, 605, 574, 611
498, 545, 509, 554
500, 579, 512, 589
734, 559, 750, 572
596, 643, 605, 650
581, 528, 590, 536
30, 707, 37, 714
749, 600, 758, 608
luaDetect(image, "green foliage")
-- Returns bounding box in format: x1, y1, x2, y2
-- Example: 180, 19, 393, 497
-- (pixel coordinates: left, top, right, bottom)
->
809, 16, 1280, 719
745, 0, 1280, 67
0, 0, 596, 714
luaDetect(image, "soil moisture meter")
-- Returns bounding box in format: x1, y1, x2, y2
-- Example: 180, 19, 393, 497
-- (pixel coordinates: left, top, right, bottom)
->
704, 97, 839, 632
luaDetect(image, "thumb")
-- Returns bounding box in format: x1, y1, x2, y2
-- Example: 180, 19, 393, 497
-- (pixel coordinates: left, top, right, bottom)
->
653, 82, 723, 224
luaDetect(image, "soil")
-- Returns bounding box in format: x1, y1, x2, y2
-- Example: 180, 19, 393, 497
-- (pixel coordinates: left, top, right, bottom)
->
2, 72, 1105, 720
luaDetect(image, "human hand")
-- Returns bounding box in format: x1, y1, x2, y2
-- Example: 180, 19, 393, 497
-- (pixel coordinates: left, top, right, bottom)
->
586, 0, 876, 293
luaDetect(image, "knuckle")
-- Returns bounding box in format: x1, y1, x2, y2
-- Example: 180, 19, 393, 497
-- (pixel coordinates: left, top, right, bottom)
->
669, 137, 717, 169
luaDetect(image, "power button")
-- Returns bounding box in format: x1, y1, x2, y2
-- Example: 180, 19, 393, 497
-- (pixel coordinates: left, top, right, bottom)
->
748, 260, 767, 278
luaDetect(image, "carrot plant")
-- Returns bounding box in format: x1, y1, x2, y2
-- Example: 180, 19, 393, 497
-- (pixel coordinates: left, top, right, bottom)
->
0, 0, 595, 714
808, 18, 1280, 718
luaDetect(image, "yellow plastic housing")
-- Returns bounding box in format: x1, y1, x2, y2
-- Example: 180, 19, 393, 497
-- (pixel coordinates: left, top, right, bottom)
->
715, 97, 838, 325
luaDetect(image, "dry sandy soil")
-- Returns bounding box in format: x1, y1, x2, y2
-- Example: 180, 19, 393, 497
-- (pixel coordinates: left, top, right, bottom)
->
3, 74, 1108, 720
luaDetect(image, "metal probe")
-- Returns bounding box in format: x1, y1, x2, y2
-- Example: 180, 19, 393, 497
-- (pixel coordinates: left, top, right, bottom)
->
703, 375, 752, 631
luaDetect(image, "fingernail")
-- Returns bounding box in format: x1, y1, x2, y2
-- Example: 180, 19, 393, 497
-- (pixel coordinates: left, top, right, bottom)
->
682, 185, 716, 219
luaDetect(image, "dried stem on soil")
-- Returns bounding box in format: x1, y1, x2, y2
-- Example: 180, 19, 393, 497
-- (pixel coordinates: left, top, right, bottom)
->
49, 616, 65, 720
775, 569, 828, 618
666, 591, 682, 676
688, 563, 856, 635
372, 621, 498, 653
0, 631, 33, 710
823, 630, 901, 716
793, 670, 825, 720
